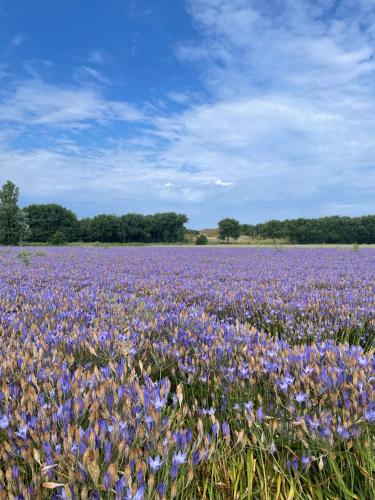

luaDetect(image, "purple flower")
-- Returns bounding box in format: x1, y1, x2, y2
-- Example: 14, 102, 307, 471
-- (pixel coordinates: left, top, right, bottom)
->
287, 458, 299, 470
301, 455, 312, 468
295, 392, 308, 404
171, 462, 178, 480
278, 374, 294, 391
104, 441, 112, 464
16, 425, 28, 440
192, 451, 200, 465
244, 401, 254, 411
337, 425, 350, 439
115, 477, 127, 496
126, 487, 144, 500
202, 407, 216, 416
212, 422, 219, 437
305, 415, 319, 432
173, 430, 188, 449
151, 396, 167, 411
0, 415, 9, 429
256, 407, 264, 423
302, 366, 313, 375
222, 421, 230, 436
103, 471, 111, 491
172, 450, 187, 466
364, 408, 375, 423
148, 455, 164, 473
278, 380, 289, 391
157, 482, 167, 496
12, 465, 19, 479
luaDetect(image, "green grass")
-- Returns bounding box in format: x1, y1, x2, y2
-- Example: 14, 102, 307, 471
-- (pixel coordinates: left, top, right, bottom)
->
156, 377, 375, 500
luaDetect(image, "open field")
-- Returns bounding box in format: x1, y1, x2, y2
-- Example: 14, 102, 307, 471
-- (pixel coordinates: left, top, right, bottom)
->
13, 241, 375, 248
0, 247, 374, 499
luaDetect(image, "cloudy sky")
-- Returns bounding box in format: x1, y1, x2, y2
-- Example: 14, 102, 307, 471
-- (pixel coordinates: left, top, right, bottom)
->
1, 0, 375, 227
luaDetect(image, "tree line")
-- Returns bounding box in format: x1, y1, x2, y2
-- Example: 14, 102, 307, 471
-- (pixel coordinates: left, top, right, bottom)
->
25, 205, 188, 244
0, 181, 188, 244
218, 216, 375, 244
1, 180, 374, 245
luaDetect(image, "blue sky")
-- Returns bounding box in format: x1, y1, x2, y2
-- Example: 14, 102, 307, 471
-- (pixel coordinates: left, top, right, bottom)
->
0, 0, 375, 228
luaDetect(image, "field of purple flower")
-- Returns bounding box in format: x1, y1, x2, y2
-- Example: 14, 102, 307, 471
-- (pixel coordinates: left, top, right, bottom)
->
0, 247, 374, 499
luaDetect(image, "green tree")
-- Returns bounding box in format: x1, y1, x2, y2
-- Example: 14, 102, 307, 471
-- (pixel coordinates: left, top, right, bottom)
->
78, 211, 189, 244
48, 230, 67, 245
261, 220, 287, 242
78, 218, 92, 242
88, 214, 122, 242
149, 213, 188, 243
24, 204, 78, 242
240, 224, 256, 237
120, 214, 151, 242
218, 218, 241, 242
0, 180, 30, 245
195, 234, 208, 245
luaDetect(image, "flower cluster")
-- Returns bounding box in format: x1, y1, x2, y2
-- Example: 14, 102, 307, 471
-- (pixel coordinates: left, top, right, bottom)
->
0, 247, 373, 498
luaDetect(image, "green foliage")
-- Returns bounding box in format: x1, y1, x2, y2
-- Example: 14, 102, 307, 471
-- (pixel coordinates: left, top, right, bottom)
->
149, 212, 188, 243
34, 250, 46, 256
121, 213, 151, 242
196, 234, 208, 245
78, 212, 189, 244
261, 219, 288, 241
85, 214, 122, 243
0, 180, 19, 205
0, 180, 31, 245
240, 223, 256, 237
47, 230, 67, 245
17, 250, 32, 266
218, 218, 241, 242
183, 438, 375, 499
24, 203, 78, 242
252, 215, 375, 244
78, 217, 92, 242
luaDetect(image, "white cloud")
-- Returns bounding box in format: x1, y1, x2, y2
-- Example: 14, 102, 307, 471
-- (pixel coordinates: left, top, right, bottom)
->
214, 179, 234, 187
0, 79, 144, 127
0, 144, 219, 211
75, 66, 110, 84
167, 0, 375, 215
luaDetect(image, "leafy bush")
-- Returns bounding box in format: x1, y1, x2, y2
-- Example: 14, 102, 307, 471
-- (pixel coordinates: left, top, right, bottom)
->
17, 251, 32, 266
47, 230, 67, 245
195, 234, 208, 245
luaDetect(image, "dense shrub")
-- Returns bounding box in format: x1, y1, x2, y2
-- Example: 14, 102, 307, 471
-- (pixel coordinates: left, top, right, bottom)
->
195, 234, 208, 245
47, 230, 67, 245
